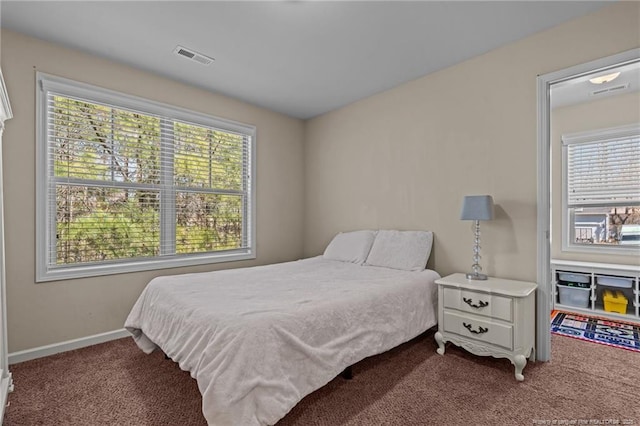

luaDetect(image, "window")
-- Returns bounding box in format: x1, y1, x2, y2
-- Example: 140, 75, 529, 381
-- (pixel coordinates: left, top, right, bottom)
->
562, 123, 640, 253
36, 73, 255, 281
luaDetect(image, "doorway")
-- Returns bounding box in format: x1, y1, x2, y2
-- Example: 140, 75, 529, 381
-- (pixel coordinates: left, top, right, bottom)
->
536, 48, 640, 361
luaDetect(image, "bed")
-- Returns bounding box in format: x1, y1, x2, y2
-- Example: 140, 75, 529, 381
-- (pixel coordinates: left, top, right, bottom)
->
125, 230, 439, 425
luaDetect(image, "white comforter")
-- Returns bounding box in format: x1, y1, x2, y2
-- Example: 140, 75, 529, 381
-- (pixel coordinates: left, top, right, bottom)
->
125, 257, 439, 425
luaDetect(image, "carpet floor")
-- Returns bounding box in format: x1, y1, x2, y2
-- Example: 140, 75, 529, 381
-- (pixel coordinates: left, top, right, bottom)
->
5, 331, 640, 425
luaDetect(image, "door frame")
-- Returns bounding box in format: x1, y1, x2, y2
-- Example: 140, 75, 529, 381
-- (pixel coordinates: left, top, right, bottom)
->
535, 48, 640, 361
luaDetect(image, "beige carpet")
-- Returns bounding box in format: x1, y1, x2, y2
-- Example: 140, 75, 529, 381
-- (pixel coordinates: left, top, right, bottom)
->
5, 331, 640, 425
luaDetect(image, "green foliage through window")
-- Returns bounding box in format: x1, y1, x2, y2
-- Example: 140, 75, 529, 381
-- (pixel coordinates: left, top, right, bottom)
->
50, 95, 249, 266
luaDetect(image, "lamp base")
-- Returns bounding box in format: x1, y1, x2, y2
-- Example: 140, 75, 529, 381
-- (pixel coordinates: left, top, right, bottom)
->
466, 272, 488, 281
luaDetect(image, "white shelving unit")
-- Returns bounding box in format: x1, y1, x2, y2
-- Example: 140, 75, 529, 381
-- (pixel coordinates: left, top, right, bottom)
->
551, 259, 640, 324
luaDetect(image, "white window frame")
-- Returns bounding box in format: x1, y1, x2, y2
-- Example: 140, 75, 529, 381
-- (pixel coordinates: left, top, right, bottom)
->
36, 73, 256, 282
561, 123, 640, 255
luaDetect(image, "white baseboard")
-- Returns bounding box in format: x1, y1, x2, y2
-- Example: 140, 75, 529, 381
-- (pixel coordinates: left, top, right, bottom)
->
8, 328, 131, 365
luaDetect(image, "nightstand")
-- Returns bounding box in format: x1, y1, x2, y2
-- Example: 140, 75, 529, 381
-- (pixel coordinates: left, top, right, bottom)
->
434, 273, 537, 381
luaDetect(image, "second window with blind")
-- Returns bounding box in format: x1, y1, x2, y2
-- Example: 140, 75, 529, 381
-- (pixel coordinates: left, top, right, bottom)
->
36, 73, 256, 281
562, 123, 640, 252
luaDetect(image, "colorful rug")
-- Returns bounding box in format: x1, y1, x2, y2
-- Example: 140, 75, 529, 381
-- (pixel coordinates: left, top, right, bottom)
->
550, 310, 640, 353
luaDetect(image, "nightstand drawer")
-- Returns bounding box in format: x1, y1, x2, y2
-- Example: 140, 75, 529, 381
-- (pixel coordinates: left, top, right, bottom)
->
443, 288, 513, 322
443, 311, 513, 350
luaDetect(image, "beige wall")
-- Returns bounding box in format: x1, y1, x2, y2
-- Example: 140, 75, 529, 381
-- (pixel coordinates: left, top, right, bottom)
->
1, 2, 639, 353
551, 92, 640, 265
304, 3, 640, 280
1, 29, 305, 352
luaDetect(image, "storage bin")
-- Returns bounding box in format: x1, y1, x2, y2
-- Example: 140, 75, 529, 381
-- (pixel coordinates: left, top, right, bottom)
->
603, 290, 628, 314
557, 283, 591, 308
596, 275, 633, 289
558, 272, 590, 285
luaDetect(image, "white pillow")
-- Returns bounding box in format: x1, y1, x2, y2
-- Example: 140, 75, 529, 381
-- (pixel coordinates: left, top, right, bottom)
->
323, 230, 377, 264
365, 230, 433, 271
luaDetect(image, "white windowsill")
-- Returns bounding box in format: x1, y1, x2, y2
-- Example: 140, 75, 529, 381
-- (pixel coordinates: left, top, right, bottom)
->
561, 243, 640, 257
36, 250, 256, 282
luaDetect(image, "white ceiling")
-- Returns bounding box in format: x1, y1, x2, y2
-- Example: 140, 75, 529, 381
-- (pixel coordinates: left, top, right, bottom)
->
1, 1, 611, 119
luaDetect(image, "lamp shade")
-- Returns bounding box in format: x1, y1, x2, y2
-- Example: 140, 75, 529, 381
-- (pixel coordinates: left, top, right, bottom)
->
460, 195, 494, 221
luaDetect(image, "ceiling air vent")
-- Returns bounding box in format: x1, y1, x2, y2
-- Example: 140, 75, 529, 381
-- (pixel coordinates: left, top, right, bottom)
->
173, 45, 214, 66
589, 83, 629, 97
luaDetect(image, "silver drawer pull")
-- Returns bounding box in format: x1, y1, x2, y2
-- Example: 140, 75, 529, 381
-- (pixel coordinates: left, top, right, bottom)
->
463, 297, 489, 309
463, 322, 488, 334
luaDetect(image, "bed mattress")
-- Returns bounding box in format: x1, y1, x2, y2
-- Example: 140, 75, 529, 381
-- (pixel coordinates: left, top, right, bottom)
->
125, 256, 439, 425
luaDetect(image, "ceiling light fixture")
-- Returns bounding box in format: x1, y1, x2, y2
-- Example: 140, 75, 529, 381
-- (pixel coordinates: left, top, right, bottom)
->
589, 72, 621, 85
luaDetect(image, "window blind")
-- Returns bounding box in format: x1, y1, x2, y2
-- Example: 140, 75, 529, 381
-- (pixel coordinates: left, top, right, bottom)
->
38, 74, 254, 280
566, 135, 640, 207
